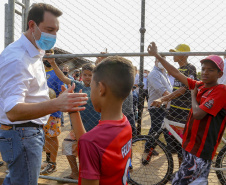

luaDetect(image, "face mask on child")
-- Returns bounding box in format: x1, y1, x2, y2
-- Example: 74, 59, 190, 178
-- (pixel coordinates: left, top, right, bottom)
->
144, 73, 148, 77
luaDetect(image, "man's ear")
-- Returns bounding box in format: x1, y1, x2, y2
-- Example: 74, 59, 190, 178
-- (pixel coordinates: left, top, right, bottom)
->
28, 20, 35, 32
99, 82, 106, 96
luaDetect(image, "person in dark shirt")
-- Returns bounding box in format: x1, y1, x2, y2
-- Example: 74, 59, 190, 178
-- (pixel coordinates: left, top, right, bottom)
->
152, 44, 197, 167
148, 42, 226, 185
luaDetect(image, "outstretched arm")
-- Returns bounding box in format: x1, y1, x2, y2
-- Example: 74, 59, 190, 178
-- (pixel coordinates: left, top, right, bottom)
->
44, 54, 71, 85
151, 87, 186, 107
6, 83, 88, 122
147, 42, 188, 87
66, 88, 86, 140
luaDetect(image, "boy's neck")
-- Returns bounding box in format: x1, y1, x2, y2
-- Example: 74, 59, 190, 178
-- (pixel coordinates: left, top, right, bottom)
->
178, 60, 188, 67
204, 82, 218, 88
100, 99, 123, 121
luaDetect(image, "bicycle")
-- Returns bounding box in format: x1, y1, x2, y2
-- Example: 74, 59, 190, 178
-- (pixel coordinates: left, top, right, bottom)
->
128, 117, 226, 185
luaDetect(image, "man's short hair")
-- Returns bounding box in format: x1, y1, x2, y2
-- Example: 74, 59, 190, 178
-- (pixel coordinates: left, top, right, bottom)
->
93, 56, 135, 100
82, 63, 95, 72
27, 3, 62, 30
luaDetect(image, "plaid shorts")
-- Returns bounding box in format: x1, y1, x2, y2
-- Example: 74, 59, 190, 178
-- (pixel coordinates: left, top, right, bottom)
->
172, 149, 211, 185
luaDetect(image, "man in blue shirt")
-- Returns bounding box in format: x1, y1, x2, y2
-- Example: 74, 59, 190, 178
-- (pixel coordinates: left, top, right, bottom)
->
41, 49, 64, 175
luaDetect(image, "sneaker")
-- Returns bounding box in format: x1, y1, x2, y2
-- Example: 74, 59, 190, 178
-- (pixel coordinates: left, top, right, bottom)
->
40, 163, 57, 175
41, 161, 48, 170
142, 150, 159, 165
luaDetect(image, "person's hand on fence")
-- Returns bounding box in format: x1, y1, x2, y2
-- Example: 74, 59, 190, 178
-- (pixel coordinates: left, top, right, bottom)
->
55, 83, 88, 112
43, 53, 55, 65
147, 42, 158, 57
95, 49, 108, 65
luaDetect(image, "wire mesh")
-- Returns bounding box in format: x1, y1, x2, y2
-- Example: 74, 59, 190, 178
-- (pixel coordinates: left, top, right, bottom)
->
2, 0, 226, 184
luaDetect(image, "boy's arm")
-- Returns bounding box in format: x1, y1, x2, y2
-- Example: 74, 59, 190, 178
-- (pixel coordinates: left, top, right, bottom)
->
81, 179, 99, 185
70, 111, 86, 140
45, 54, 71, 85
151, 87, 186, 107
191, 86, 207, 120
147, 42, 188, 87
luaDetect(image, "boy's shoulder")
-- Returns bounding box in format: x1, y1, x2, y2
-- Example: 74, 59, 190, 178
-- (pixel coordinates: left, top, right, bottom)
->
80, 116, 131, 146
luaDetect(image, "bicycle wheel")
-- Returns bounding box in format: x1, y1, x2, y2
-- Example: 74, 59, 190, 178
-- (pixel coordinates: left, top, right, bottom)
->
128, 135, 174, 185
215, 145, 226, 185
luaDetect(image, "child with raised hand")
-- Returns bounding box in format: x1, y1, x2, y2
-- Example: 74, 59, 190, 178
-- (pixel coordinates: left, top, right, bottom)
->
148, 42, 226, 184
49, 60, 100, 179
70, 56, 134, 185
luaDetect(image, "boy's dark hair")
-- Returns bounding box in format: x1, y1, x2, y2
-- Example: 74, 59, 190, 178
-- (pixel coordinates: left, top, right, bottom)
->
93, 56, 135, 100
27, 3, 62, 30
82, 63, 95, 72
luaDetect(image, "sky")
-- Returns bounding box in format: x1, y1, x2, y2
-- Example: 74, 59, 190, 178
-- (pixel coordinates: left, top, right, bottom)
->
1, 0, 226, 72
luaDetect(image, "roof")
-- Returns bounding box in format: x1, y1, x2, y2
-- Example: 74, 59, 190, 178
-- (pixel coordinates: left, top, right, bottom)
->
53, 47, 92, 71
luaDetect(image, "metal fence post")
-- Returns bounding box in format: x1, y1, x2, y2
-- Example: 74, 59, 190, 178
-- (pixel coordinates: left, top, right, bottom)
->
22, 0, 30, 32
137, 0, 146, 135
6, 0, 15, 47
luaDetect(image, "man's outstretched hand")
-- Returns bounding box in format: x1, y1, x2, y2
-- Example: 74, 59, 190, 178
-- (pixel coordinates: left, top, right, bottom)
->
55, 83, 88, 112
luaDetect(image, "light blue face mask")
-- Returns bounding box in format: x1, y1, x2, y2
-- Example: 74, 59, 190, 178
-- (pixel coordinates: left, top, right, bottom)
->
32, 24, 56, 50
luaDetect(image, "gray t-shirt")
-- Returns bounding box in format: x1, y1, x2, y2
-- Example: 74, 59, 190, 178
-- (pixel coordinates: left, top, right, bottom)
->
147, 66, 172, 109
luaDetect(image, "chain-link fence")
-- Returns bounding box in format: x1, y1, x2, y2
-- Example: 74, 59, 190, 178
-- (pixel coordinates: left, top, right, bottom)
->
3, 0, 226, 184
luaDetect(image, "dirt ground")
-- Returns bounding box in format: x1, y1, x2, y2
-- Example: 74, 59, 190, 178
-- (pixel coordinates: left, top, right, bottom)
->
0, 106, 223, 184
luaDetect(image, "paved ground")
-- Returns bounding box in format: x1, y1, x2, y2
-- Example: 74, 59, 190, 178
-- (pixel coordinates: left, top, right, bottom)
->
0, 106, 223, 184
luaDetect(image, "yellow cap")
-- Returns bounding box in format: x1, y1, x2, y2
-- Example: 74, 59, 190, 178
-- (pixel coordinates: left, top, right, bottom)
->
169, 44, 190, 52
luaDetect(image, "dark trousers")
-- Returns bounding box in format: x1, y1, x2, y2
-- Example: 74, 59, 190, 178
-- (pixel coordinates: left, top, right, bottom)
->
145, 108, 170, 151
126, 113, 137, 137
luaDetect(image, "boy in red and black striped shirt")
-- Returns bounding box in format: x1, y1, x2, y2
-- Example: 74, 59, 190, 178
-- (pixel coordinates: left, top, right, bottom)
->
148, 42, 226, 185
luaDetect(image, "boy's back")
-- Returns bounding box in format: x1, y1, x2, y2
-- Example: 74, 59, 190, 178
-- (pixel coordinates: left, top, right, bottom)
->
79, 115, 132, 185
70, 56, 135, 185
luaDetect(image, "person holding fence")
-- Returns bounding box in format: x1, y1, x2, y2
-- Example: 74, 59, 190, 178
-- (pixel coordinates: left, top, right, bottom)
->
152, 44, 197, 167
143, 56, 172, 156
148, 42, 226, 185
0, 3, 88, 185
40, 49, 64, 175
48, 61, 101, 180
69, 56, 134, 185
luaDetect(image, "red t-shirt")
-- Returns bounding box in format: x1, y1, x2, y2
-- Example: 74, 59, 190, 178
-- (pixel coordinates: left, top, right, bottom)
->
78, 115, 132, 185
182, 78, 226, 160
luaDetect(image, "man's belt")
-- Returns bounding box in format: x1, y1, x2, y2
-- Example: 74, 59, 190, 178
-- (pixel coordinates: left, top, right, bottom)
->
0, 122, 42, 130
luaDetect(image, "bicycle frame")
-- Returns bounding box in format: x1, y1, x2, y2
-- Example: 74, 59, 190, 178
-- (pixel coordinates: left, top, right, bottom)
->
161, 118, 226, 171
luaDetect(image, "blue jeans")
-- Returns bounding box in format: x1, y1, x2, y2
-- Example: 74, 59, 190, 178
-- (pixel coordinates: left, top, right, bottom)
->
0, 126, 44, 185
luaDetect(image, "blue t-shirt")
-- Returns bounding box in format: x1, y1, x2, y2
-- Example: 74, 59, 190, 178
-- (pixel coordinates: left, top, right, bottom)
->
71, 80, 100, 131
46, 69, 64, 118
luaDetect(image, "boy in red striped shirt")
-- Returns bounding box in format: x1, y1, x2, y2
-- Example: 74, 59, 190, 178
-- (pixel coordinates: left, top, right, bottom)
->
148, 42, 226, 185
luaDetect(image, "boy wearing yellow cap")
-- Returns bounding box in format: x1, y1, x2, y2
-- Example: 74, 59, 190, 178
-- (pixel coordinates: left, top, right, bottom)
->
152, 44, 197, 167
